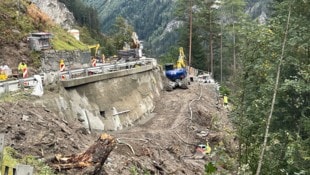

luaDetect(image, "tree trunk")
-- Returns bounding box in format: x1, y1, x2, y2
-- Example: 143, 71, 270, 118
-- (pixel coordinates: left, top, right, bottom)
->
255, 6, 291, 175
48, 134, 116, 175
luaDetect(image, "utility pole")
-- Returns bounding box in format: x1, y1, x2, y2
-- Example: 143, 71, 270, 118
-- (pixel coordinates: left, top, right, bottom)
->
220, 21, 223, 83
209, 6, 214, 77
232, 6, 236, 73
188, 0, 193, 71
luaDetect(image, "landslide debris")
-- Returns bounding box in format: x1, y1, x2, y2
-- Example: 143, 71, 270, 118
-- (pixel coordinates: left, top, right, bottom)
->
103, 82, 238, 174
0, 82, 238, 174
0, 91, 99, 161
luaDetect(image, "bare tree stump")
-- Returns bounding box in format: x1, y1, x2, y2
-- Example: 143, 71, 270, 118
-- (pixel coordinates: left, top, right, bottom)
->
48, 133, 116, 175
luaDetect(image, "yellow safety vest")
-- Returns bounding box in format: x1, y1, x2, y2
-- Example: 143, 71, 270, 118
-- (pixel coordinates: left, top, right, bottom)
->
223, 96, 228, 104
18, 63, 27, 71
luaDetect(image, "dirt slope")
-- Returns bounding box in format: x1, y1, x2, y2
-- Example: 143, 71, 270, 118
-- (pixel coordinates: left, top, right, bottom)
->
0, 82, 237, 174
104, 82, 237, 174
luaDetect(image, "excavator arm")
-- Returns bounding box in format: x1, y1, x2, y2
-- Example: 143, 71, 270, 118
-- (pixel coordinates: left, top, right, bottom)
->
88, 44, 100, 56
176, 47, 186, 69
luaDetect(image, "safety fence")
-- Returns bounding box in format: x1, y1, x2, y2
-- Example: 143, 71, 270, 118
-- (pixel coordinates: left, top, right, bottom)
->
0, 58, 156, 95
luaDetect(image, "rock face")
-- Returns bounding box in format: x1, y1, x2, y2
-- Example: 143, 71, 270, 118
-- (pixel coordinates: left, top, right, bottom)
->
30, 0, 75, 29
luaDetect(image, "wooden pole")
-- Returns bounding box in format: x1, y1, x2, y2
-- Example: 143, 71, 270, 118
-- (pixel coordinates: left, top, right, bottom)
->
189, 0, 193, 70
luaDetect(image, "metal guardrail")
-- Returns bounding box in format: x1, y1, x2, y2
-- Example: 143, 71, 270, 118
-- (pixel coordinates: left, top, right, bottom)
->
59, 58, 154, 79
0, 58, 156, 94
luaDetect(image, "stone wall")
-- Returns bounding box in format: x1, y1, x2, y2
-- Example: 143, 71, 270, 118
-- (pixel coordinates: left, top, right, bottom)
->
41, 50, 91, 72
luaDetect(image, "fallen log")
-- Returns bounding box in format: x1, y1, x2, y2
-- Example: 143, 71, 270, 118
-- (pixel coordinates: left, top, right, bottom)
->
47, 133, 116, 175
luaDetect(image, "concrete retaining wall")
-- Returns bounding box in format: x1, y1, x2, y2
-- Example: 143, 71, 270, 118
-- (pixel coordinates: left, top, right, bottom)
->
35, 66, 163, 131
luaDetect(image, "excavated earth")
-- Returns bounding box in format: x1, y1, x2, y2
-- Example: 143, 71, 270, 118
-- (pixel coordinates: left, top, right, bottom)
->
0, 82, 238, 175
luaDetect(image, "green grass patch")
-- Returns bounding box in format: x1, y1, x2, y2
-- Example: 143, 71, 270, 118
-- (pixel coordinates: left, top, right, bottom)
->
1, 147, 55, 175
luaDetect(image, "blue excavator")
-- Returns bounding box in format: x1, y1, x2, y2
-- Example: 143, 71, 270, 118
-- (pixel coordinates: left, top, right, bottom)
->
164, 47, 189, 91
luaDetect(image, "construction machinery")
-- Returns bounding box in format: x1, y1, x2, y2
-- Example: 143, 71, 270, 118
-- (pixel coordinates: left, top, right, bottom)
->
88, 44, 100, 57
164, 47, 189, 91
117, 32, 143, 62
88, 44, 106, 65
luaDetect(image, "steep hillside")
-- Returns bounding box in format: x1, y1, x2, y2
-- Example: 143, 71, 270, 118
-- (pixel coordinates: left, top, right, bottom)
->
30, 0, 76, 30
0, 0, 87, 74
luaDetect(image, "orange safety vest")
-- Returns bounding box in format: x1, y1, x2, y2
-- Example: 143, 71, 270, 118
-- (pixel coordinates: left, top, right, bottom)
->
60, 63, 65, 71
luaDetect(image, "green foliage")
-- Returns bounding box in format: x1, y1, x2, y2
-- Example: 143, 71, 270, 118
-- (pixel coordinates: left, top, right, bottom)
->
0, 0, 32, 43
1, 147, 55, 175
0, 91, 28, 102
30, 51, 41, 68
21, 156, 55, 175
219, 85, 231, 96
50, 26, 88, 51
233, 0, 310, 174
158, 46, 179, 65
205, 162, 217, 174
2, 147, 18, 168
129, 165, 151, 175
110, 16, 134, 51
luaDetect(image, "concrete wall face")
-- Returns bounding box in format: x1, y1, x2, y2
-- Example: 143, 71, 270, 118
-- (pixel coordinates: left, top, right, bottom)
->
38, 68, 163, 131
72, 70, 162, 131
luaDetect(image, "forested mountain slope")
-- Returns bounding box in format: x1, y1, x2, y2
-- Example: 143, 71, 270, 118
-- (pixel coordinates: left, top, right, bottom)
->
81, 0, 270, 57
82, 0, 177, 57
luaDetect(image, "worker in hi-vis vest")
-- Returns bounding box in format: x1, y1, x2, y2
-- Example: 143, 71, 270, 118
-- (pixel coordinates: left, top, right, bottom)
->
59, 59, 65, 72
223, 94, 228, 108
18, 59, 28, 78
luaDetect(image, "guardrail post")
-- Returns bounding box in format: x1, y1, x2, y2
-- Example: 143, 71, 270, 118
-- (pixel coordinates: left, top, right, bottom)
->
19, 79, 24, 90
85, 68, 88, 76
67, 71, 70, 79
101, 66, 105, 73
114, 63, 118, 71
4, 82, 9, 93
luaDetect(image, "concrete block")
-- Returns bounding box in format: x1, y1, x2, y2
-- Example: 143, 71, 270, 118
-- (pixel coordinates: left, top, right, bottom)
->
16, 164, 33, 175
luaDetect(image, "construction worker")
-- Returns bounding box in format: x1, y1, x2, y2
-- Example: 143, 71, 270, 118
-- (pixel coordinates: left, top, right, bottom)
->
59, 59, 66, 80
91, 56, 97, 67
18, 59, 28, 78
223, 94, 228, 108
59, 59, 65, 72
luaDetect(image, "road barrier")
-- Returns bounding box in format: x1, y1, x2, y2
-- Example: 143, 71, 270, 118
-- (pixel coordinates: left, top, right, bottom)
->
0, 58, 156, 95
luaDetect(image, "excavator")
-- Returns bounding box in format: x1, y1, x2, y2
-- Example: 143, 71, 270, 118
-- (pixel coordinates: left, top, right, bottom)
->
88, 43, 106, 64
117, 32, 142, 62
164, 47, 189, 91
88, 44, 100, 57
